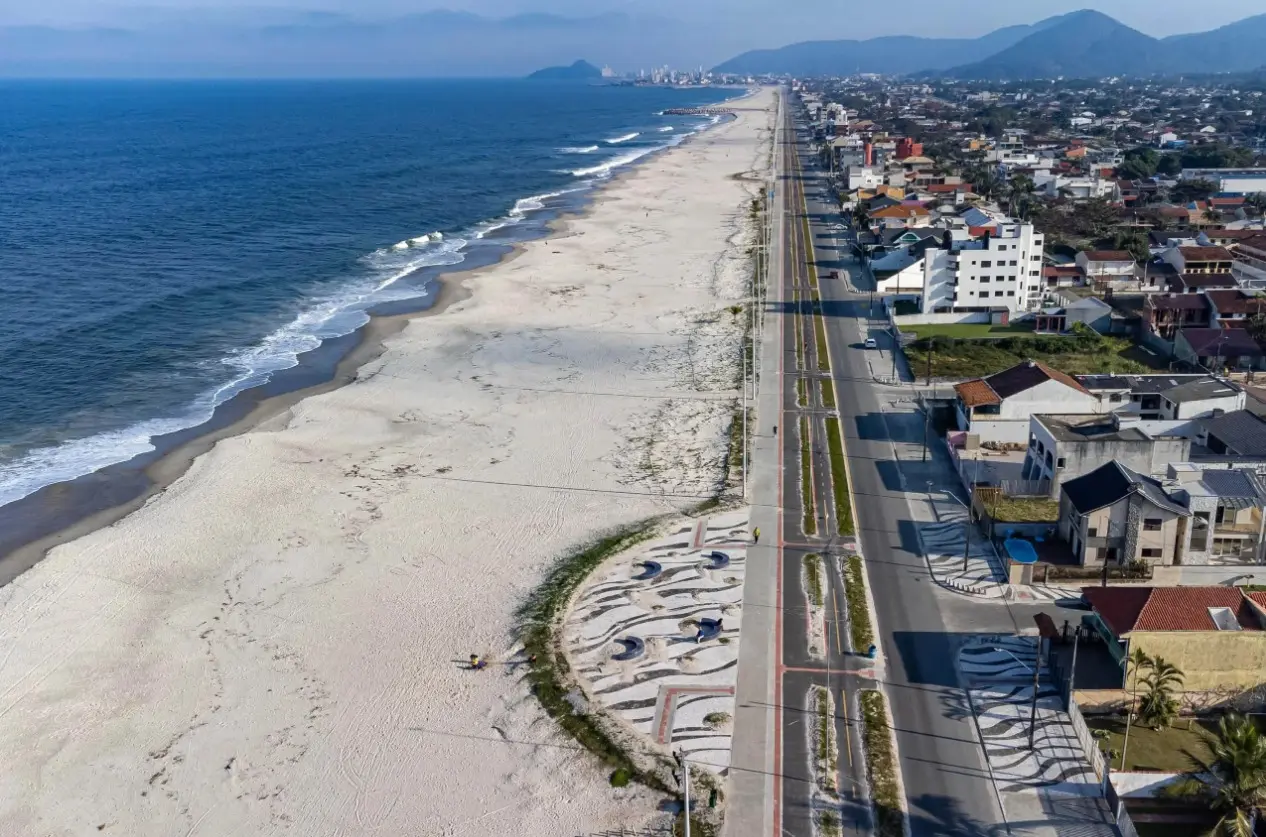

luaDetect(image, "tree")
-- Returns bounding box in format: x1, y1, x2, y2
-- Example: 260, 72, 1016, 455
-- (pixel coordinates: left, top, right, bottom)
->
1111, 230, 1151, 265
1008, 174, 1037, 220
1172, 179, 1219, 205
1117, 146, 1160, 181
1168, 714, 1266, 837
1135, 655, 1183, 729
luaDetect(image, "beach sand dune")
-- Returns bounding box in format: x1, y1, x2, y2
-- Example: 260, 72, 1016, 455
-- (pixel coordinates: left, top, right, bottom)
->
0, 87, 774, 836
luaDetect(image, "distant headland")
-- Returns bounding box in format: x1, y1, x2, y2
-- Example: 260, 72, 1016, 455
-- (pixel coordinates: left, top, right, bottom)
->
526, 59, 603, 80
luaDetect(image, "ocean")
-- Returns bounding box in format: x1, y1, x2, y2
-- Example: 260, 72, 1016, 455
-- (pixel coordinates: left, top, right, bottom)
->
0, 79, 737, 509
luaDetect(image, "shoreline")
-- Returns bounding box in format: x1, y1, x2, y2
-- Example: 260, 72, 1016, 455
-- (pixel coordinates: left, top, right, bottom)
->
0, 87, 774, 837
0, 94, 750, 586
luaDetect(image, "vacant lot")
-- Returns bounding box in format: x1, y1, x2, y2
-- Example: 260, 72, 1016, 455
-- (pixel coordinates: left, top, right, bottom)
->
904, 333, 1156, 379
990, 496, 1060, 524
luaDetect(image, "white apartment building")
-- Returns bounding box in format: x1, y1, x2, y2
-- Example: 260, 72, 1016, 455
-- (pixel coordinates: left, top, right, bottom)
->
844, 165, 883, 191
928, 222, 1046, 314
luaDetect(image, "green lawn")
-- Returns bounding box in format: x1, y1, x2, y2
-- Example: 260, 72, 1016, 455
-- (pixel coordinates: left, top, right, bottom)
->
899, 323, 1035, 340
904, 334, 1159, 379
1086, 717, 1214, 772
990, 496, 1060, 524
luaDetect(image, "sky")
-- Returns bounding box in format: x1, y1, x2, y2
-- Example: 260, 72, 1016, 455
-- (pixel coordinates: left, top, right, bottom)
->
2, 0, 1261, 39
1, 0, 1263, 77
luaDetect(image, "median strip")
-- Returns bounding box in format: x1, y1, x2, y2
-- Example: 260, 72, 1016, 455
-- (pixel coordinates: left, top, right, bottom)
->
859, 690, 905, 837
824, 417, 853, 536
800, 415, 816, 536
843, 554, 873, 651
821, 378, 836, 410
812, 685, 839, 795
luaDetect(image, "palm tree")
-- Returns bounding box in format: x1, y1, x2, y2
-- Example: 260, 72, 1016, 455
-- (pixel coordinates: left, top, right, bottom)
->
1169, 715, 1266, 837
1136, 656, 1184, 729
1008, 174, 1037, 220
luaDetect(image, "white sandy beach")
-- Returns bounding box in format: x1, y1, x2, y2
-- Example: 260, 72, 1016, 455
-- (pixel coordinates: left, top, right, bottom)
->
0, 87, 774, 836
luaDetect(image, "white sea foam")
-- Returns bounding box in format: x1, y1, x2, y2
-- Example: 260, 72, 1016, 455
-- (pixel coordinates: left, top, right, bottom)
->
0, 108, 731, 509
560, 145, 600, 154
605, 132, 639, 144
659, 126, 674, 132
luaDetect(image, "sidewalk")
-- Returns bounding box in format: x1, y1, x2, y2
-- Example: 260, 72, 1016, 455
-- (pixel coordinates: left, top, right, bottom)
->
958, 636, 1118, 837
723, 103, 784, 837
875, 397, 1080, 604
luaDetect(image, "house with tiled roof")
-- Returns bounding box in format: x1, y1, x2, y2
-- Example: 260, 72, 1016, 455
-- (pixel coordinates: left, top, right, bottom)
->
1058, 460, 1191, 567
1080, 586, 1266, 705
1175, 327, 1266, 372
953, 360, 1100, 445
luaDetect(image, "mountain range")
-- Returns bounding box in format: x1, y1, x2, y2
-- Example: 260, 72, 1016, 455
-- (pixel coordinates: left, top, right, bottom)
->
0, 10, 689, 78
527, 60, 603, 80
714, 10, 1266, 79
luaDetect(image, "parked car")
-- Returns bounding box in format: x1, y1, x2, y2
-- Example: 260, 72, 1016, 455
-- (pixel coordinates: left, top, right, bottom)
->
864, 337, 878, 349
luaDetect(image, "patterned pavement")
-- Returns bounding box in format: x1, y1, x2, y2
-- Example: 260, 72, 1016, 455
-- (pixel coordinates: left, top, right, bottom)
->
958, 635, 1116, 836
563, 510, 750, 775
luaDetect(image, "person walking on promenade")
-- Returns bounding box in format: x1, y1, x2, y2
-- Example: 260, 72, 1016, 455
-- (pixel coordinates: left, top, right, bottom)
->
753, 526, 761, 544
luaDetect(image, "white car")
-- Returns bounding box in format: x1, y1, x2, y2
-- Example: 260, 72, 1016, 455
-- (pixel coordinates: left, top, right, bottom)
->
864, 338, 878, 349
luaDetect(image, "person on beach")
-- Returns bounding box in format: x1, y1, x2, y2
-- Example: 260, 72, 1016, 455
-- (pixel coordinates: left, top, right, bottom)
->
470, 654, 487, 670
753, 526, 761, 544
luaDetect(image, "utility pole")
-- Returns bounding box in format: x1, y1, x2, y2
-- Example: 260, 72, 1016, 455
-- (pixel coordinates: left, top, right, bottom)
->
921, 393, 931, 462
1067, 624, 1080, 700
926, 342, 934, 386
1028, 635, 1043, 750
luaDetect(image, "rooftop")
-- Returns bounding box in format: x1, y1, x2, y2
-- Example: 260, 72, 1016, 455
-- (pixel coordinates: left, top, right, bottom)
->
1162, 377, 1242, 404
1082, 586, 1266, 634
1177, 245, 1235, 262
1076, 373, 1210, 395
1147, 293, 1209, 311
1083, 250, 1133, 262
1199, 410, 1266, 457
1179, 327, 1265, 357
1061, 460, 1190, 516
1042, 415, 1157, 446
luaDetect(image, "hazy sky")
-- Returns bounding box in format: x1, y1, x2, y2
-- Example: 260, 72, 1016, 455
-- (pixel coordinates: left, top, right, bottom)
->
5, 0, 1263, 40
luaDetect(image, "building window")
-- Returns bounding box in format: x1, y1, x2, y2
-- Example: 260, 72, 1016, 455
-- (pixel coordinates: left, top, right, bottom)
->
980, 277, 991, 283
1143, 518, 1163, 531
1087, 527, 1098, 537
1010, 260, 1018, 266
1057, 457, 1066, 467
994, 290, 1005, 297
1008, 290, 1016, 296
1030, 270, 1039, 276
1031, 256, 1041, 261
1141, 548, 1162, 558
981, 260, 992, 267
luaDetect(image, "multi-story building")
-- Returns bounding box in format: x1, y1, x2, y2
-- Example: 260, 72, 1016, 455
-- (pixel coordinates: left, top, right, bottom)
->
927, 221, 1046, 314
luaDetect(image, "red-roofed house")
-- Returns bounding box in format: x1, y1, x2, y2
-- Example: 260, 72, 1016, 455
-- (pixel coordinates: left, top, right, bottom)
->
1079, 586, 1266, 706
953, 360, 1099, 445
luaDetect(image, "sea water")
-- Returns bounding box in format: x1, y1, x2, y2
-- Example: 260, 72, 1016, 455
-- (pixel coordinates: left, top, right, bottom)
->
0, 79, 736, 507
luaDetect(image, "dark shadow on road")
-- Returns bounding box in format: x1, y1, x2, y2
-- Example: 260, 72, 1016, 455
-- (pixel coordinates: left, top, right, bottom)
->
907, 792, 1008, 837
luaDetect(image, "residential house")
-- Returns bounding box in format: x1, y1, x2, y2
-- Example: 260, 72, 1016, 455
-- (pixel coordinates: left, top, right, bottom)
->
1166, 466, 1266, 564
1077, 374, 1245, 420
1198, 410, 1266, 458
1057, 460, 1190, 566
1032, 297, 1114, 334
1167, 272, 1240, 295
1206, 289, 1266, 328
954, 360, 1098, 446
1080, 586, 1266, 706
1042, 265, 1085, 288
867, 204, 931, 229
1145, 293, 1212, 341
1230, 233, 1266, 290
1075, 250, 1136, 285
1163, 245, 1236, 275
1023, 413, 1192, 495
1175, 327, 1266, 371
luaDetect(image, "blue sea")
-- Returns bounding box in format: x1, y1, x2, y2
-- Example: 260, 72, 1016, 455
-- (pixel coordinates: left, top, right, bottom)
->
0, 80, 737, 507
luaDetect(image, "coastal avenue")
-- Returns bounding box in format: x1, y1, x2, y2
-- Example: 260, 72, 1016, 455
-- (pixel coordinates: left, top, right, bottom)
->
764, 93, 1070, 835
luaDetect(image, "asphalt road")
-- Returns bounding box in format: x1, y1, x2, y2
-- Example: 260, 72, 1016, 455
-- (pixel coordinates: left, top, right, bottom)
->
771, 106, 1077, 837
